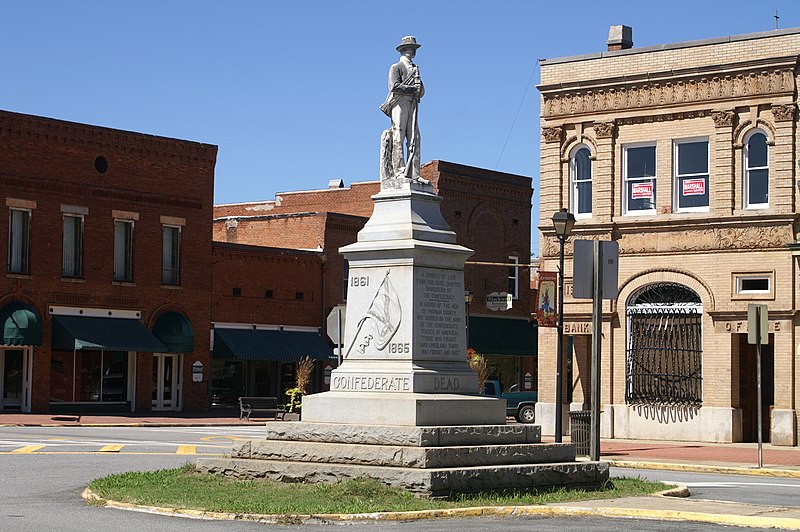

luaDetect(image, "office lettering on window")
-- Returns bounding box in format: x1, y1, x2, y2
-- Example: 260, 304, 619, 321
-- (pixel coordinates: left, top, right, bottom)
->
675, 140, 709, 211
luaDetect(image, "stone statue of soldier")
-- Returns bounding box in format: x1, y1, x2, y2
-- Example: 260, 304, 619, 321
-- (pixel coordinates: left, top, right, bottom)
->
380, 36, 426, 183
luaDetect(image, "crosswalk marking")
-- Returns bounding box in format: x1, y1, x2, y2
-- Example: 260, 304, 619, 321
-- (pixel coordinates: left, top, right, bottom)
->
176, 445, 196, 455
11, 445, 44, 453
98, 444, 124, 452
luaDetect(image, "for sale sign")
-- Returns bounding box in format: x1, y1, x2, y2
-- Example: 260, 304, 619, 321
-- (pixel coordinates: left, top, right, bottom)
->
682, 179, 706, 196
631, 182, 653, 199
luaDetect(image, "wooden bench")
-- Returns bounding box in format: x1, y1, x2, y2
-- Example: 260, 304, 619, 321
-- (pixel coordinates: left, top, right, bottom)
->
238, 396, 286, 421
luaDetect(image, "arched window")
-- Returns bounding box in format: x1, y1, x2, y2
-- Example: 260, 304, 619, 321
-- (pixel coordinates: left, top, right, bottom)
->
570, 146, 592, 217
744, 130, 769, 209
626, 283, 702, 406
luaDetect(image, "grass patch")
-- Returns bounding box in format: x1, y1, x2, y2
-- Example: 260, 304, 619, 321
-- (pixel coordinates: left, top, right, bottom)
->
88, 465, 670, 516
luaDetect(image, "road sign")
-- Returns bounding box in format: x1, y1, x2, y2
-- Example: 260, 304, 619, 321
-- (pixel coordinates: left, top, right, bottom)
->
573, 240, 619, 299
747, 304, 768, 345
326, 304, 346, 344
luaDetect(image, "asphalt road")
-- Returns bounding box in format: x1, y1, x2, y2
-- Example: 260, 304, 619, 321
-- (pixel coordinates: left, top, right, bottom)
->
0, 425, 783, 531
614, 466, 800, 508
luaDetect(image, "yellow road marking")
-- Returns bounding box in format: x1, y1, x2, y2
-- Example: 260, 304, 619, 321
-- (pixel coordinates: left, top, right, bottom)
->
200, 435, 246, 442
11, 445, 45, 453
99, 444, 124, 453
176, 445, 196, 455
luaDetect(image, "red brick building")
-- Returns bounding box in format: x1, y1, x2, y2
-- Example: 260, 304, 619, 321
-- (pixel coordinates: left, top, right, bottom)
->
0, 110, 216, 413
212, 161, 536, 397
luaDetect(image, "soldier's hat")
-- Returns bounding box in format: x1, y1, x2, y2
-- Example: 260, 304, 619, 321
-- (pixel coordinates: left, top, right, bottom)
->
396, 36, 421, 52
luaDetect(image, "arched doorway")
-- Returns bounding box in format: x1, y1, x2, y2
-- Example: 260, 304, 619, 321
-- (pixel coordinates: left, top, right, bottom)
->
625, 283, 703, 406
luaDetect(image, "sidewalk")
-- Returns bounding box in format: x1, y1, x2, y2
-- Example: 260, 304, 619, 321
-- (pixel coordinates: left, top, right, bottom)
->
6, 412, 800, 528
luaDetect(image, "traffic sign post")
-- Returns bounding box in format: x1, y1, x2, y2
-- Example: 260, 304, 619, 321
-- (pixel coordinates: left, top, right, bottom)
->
747, 303, 768, 468
326, 305, 346, 365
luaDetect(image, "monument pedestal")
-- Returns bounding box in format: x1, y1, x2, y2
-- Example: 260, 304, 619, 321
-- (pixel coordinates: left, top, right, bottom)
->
197, 181, 607, 495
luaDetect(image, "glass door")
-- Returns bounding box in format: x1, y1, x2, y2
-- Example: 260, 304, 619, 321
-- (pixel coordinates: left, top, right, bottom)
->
152, 354, 182, 411
0, 349, 25, 411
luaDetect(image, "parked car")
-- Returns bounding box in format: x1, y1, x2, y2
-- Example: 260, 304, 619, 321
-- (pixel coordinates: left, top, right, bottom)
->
482, 379, 537, 423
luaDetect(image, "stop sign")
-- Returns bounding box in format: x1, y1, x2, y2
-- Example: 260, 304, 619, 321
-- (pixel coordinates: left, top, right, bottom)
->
326, 304, 346, 344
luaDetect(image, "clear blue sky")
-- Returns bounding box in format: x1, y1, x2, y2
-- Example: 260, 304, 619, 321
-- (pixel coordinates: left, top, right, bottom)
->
4, 1, 799, 252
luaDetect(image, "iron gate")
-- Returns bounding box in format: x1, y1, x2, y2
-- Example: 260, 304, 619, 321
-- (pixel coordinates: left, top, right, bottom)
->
626, 284, 703, 406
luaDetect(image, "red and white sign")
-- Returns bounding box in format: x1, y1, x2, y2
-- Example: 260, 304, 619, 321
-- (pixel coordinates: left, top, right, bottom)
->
682, 179, 706, 196
631, 182, 653, 199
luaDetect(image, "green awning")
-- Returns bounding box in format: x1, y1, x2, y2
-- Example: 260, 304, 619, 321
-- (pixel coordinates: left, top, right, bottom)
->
213, 328, 333, 361
1, 302, 42, 346
52, 315, 167, 352
153, 311, 194, 353
468, 316, 537, 356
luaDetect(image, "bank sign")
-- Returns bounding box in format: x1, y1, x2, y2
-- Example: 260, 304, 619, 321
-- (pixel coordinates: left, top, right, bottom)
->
486, 292, 512, 311
682, 179, 706, 196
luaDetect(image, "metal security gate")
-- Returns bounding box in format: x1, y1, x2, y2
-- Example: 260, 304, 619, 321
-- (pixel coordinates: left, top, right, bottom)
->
626, 283, 702, 406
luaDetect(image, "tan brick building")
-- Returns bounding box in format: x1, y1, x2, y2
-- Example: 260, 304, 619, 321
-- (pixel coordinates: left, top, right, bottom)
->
538, 27, 800, 446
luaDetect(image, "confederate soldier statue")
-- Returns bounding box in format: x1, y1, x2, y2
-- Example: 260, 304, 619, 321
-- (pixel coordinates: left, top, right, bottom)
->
380, 36, 426, 183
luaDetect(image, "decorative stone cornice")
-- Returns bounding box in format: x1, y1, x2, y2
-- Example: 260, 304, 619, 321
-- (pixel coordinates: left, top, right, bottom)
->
711, 110, 735, 128
541, 67, 795, 119
593, 122, 615, 138
540, 224, 794, 258
542, 126, 563, 143
617, 110, 712, 126
772, 103, 796, 122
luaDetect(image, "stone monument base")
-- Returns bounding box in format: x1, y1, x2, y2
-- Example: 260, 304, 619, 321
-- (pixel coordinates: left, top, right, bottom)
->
195, 423, 609, 497
301, 392, 507, 426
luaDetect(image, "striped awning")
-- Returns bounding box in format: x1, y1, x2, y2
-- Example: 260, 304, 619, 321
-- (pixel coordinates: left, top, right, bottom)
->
213, 328, 333, 361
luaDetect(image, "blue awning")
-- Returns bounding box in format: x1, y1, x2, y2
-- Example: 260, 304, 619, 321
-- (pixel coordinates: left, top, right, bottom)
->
52, 315, 167, 352
152, 311, 194, 353
213, 328, 333, 361
1, 302, 42, 346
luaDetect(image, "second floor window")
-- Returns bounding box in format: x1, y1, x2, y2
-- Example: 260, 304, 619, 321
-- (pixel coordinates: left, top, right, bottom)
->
8, 209, 31, 274
62, 214, 83, 278
113, 220, 134, 282
744, 131, 769, 209
624, 145, 656, 214
570, 147, 592, 217
674, 140, 709, 212
162, 225, 181, 285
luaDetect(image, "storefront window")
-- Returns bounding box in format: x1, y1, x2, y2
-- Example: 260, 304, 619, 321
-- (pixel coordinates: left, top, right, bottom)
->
211, 360, 245, 407
50, 351, 129, 403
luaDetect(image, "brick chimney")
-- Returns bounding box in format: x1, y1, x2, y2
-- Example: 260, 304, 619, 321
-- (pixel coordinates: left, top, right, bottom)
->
607, 25, 633, 51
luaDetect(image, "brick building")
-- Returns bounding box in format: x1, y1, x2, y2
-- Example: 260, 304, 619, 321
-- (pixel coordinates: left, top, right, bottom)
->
537, 27, 800, 446
212, 160, 536, 398
0, 110, 216, 413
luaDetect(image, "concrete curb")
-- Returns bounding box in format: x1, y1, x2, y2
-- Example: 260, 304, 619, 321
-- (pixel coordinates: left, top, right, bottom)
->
0, 422, 253, 428
81, 485, 800, 529
608, 459, 800, 479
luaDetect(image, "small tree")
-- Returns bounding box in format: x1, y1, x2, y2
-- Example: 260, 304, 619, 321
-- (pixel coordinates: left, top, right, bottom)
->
467, 348, 488, 392
285, 356, 315, 413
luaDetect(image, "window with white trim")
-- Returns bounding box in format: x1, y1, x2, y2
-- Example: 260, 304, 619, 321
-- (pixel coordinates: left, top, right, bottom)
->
508, 256, 520, 300
736, 275, 770, 294
674, 140, 709, 212
162, 225, 181, 285
570, 146, 592, 217
113, 219, 134, 282
62, 214, 83, 278
8, 209, 31, 274
623, 144, 656, 214
744, 130, 769, 209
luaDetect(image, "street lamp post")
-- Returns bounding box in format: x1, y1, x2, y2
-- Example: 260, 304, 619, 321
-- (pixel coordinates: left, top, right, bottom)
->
551, 208, 575, 443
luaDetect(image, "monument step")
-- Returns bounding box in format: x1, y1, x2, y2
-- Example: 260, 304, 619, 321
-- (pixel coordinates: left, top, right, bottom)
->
264, 422, 541, 446
196, 457, 609, 498
232, 440, 575, 468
